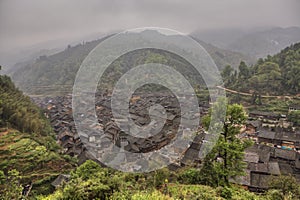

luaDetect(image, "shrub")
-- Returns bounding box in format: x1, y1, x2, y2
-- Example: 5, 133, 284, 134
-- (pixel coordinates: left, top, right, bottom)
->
178, 168, 201, 184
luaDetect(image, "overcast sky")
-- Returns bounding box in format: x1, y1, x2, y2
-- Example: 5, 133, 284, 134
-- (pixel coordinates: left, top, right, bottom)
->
0, 0, 299, 52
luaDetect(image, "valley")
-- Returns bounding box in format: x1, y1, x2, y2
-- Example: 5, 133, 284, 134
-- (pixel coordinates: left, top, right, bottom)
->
1, 27, 300, 199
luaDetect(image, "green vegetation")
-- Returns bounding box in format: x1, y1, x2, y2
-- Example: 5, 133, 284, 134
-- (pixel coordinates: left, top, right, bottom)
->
38, 160, 254, 200
1, 39, 300, 199
267, 175, 300, 199
288, 110, 300, 127
0, 70, 52, 135
0, 130, 75, 194
39, 102, 261, 199
222, 43, 300, 96
201, 102, 252, 187
0, 69, 76, 198
39, 159, 300, 200
9, 33, 254, 96
0, 169, 23, 200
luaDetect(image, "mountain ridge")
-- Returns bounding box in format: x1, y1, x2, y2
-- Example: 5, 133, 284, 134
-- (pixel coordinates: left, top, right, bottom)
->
9, 32, 255, 95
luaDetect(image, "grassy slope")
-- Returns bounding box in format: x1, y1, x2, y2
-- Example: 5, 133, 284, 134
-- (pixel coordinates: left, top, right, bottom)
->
0, 128, 76, 196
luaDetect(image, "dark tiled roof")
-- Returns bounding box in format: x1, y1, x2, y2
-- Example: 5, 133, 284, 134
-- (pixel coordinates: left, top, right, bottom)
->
249, 111, 279, 119
244, 152, 259, 163
274, 148, 296, 160
257, 129, 276, 140
250, 173, 271, 189
247, 162, 280, 175
230, 170, 251, 186
278, 162, 294, 175
268, 162, 281, 175
275, 132, 300, 143
295, 153, 300, 169
51, 174, 70, 187
245, 144, 272, 163
246, 120, 261, 128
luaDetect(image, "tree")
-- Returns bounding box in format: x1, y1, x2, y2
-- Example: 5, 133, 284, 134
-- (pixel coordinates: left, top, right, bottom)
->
268, 175, 300, 199
0, 170, 5, 185
46, 160, 126, 199
288, 110, 300, 127
0, 169, 23, 200
200, 102, 252, 187
221, 65, 235, 87
33, 146, 48, 168
238, 61, 250, 80
286, 64, 300, 94
256, 62, 281, 93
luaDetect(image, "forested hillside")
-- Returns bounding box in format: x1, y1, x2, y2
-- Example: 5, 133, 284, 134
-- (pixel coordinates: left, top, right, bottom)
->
222, 42, 300, 96
9, 38, 105, 95
0, 68, 75, 198
0, 66, 52, 134
9, 33, 254, 95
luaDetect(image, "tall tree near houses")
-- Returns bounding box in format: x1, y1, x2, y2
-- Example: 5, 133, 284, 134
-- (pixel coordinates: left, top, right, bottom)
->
221, 65, 235, 87
238, 61, 250, 80
201, 101, 252, 187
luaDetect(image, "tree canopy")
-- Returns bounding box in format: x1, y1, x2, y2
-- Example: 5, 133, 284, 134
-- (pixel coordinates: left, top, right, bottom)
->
221, 42, 300, 95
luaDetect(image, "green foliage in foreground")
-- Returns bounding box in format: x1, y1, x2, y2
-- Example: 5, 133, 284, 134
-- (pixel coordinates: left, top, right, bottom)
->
0, 69, 76, 197
0, 169, 23, 200
0, 129, 76, 198
39, 160, 300, 200
201, 101, 253, 187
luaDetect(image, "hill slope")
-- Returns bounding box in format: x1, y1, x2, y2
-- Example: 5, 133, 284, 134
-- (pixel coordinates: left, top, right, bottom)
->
222, 42, 300, 96
192, 27, 300, 59
228, 27, 300, 59
10, 33, 254, 95
0, 70, 75, 197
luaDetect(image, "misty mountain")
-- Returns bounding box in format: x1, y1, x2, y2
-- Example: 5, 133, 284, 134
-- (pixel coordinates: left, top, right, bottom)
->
193, 39, 255, 71
229, 27, 300, 59
0, 48, 61, 75
0, 31, 112, 73
9, 32, 255, 95
191, 28, 250, 49
192, 27, 300, 59
10, 38, 106, 95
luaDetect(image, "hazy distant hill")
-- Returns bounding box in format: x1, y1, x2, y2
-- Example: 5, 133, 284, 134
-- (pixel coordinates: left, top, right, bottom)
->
191, 28, 249, 49
228, 27, 300, 59
192, 27, 300, 59
10, 38, 106, 95
10, 32, 254, 95
193, 39, 255, 71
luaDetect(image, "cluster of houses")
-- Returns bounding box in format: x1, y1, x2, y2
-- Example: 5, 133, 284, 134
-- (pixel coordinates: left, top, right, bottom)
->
33, 91, 209, 168
32, 94, 300, 190
33, 95, 89, 164
233, 109, 300, 191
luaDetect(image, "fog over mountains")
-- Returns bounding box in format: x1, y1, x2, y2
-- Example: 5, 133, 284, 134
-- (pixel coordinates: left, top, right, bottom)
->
1, 0, 299, 70
193, 26, 300, 58
1, 26, 299, 72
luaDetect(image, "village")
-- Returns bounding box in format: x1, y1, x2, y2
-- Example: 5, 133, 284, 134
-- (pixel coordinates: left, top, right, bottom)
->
234, 107, 300, 191
32, 93, 300, 191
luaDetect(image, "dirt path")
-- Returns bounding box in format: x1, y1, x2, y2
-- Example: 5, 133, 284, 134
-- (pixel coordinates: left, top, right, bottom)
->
216, 86, 297, 100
